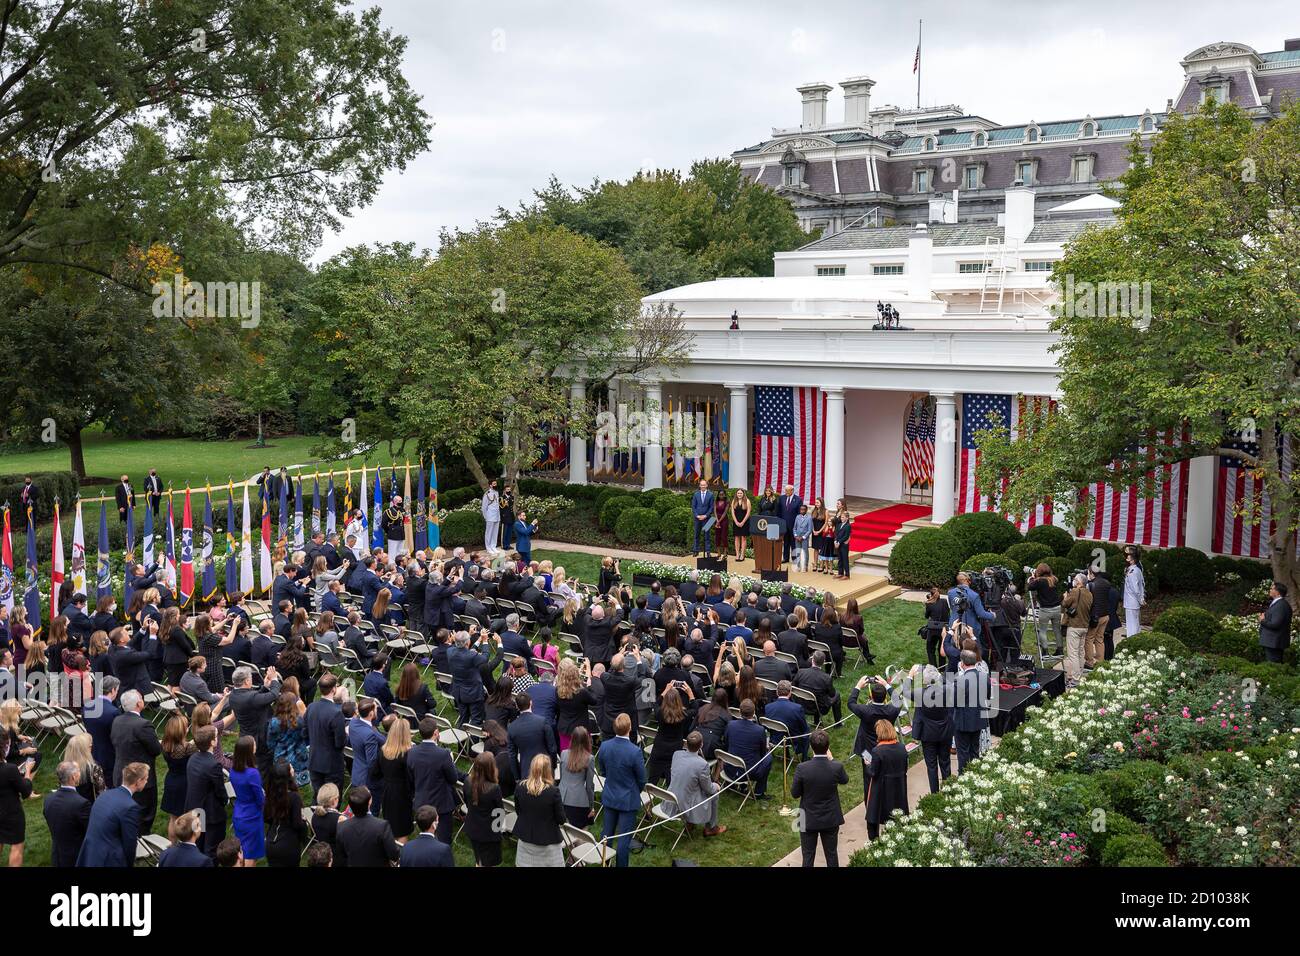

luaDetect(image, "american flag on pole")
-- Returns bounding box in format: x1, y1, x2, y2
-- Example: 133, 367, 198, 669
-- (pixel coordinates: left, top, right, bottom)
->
1213, 430, 1297, 559
902, 400, 921, 483
903, 398, 936, 485
1077, 426, 1189, 547
754, 386, 826, 502
913, 45, 920, 73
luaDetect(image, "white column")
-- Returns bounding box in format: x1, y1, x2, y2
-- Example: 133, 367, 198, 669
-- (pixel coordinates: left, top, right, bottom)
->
642, 380, 663, 490
823, 387, 846, 507
726, 383, 749, 492
1184, 455, 1216, 554
931, 392, 957, 524
568, 379, 587, 485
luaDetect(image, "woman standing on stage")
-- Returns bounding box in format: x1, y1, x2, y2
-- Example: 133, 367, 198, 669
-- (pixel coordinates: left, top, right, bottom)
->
729, 489, 751, 562
810, 498, 830, 573
713, 490, 728, 556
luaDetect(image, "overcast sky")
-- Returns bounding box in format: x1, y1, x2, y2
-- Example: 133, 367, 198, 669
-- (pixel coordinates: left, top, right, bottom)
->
316, 0, 1296, 261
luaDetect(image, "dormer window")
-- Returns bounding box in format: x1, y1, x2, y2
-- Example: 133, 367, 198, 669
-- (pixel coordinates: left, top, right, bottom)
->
1080, 119, 1095, 138
1025, 124, 1041, 144
1140, 112, 1155, 133
779, 146, 807, 188
973, 131, 987, 148
921, 136, 936, 152
785, 165, 802, 186
1199, 70, 1229, 105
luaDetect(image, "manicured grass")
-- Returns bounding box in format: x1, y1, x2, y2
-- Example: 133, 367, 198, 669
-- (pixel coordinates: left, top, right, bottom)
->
5, 595, 931, 869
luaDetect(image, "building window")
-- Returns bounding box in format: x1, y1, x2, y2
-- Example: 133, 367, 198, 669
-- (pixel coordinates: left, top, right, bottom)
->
1016, 160, 1034, 185
1072, 156, 1092, 183
958, 262, 986, 274
785, 165, 803, 186
1141, 115, 1155, 133
872, 264, 904, 275
1023, 260, 1055, 272
816, 265, 846, 276
973, 131, 987, 148
963, 165, 982, 190
1025, 125, 1040, 143
1080, 121, 1095, 138
923, 136, 936, 151
913, 169, 930, 193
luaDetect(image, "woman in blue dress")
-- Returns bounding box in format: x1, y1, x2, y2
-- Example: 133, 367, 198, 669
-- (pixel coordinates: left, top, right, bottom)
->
266, 692, 310, 788
229, 736, 266, 866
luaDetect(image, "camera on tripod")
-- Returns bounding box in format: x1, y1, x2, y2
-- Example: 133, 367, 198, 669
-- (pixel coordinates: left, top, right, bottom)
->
960, 566, 1012, 603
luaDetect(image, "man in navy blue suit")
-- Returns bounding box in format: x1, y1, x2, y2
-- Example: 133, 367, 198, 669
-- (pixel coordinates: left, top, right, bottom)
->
409, 718, 465, 844
43, 762, 91, 867
953, 650, 989, 774
83, 676, 121, 783
691, 479, 715, 557
513, 511, 539, 565
778, 484, 803, 563
507, 694, 557, 778
157, 811, 214, 867
305, 674, 348, 797
77, 762, 148, 867
764, 681, 810, 760
348, 699, 386, 810
722, 699, 772, 797
596, 713, 646, 867
399, 806, 455, 867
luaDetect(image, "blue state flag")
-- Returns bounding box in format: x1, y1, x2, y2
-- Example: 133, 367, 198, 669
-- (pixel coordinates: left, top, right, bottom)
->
278, 476, 289, 546
371, 468, 385, 550
311, 476, 321, 536
24, 507, 42, 638
96, 502, 111, 601
413, 460, 428, 551
202, 491, 217, 602
225, 486, 238, 596
325, 475, 337, 536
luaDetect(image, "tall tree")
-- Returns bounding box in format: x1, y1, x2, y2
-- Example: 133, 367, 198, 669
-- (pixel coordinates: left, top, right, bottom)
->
505, 158, 810, 294
975, 100, 1300, 608
301, 222, 689, 487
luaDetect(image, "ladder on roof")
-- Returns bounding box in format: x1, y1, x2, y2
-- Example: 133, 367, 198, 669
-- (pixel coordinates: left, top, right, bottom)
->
978, 236, 1011, 313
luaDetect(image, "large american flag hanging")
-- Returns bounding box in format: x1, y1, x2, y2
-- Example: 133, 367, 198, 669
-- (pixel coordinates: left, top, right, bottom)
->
1214, 430, 1298, 559
1077, 427, 1188, 548
957, 393, 1056, 529
754, 386, 826, 502
902, 397, 936, 485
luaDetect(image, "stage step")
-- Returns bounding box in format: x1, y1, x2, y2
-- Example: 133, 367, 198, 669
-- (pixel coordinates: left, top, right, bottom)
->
852, 517, 939, 579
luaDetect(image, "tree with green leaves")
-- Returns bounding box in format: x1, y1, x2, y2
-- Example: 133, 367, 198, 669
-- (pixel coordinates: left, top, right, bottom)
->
504, 158, 810, 294
975, 99, 1300, 608
301, 221, 689, 488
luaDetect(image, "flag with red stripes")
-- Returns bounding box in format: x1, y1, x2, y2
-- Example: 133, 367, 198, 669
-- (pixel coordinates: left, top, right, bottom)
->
754, 386, 826, 502
1077, 426, 1189, 547
1213, 430, 1297, 558
957, 393, 1055, 525
1014, 394, 1056, 530
902, 399, 921, 483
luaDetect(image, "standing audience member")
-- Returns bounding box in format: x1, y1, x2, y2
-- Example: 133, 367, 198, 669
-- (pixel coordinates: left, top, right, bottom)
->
791, 729, 848, 867
228, 736, 266, 867
557, 726, 596, 828
185, 725, 228, 856
157, 811, 213, 867
335, 787, 399, 867
864, 722, 908, 841
109, 689, 162, 834
77, 762, 149, 867
464, 752, 504, 868
43, 761, 91, 867
0, 745, 36, 867
667, 732, 726, 839
596, 712, 646, 868
954, 649, 989, 773
399, 805, 455, 867
263, 760, 308, 867
512, 754, 565, 868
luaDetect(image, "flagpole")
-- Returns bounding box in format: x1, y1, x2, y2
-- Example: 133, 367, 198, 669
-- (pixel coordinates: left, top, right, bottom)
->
916, 19, 922, 110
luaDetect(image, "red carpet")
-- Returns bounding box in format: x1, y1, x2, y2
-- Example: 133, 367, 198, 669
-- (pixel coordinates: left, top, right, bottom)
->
849, 503, 932, 552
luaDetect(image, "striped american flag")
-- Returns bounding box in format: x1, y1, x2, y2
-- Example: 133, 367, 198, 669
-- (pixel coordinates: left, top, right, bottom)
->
1077, 427, 1189, 548
917, 399, 936, 482
1213, 430, 1298, 559
957, 393, 1055, 525
902, 400, 921, 483
754, 386, 826, 502
1015, 394, 1056, 530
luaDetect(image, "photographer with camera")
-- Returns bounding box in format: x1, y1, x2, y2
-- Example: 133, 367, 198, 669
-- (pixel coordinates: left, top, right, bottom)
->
947, 571, 995, 658
1060, 573, 1093, 688
1026, 563, 1063, 659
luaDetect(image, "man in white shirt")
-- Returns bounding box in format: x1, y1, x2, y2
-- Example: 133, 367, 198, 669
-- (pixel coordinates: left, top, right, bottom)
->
481, 480, 501, 554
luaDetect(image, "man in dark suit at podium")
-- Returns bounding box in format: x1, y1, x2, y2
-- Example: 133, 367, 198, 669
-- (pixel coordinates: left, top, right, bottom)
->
692, 479, 715, 558
778, 484, 802, 563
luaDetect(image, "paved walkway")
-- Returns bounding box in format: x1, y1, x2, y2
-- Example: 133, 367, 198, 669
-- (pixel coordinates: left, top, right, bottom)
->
530, 539, 683, 563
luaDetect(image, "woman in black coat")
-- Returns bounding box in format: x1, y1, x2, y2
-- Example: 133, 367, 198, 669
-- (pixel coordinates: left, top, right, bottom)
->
0, 756, 35, 865
463, 752, 504, 867
511, 756, 566, 867
910, 670, 955, 795
813, 608, 845, 677
864, 721, 910, 840
263, 761, 308, 867
646, 686, 696, 784
921, 588, 950, 668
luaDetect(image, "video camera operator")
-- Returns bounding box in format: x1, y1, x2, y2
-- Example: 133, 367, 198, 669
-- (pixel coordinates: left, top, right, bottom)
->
946, 571, 995, 645
999, 583, 1026, 657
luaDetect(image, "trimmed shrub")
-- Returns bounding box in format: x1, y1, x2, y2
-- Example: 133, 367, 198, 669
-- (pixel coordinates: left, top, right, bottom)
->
599, 494, 640, 530
960, 552, 1008, 575
640, 487, 673, 503
1233, 558, 1272, 584
1209, 630, 1262, 662
439, 509, 485, 548
942, 512, 1023, 560
1101, 833, 1168, 867
1115, 631, 1189, 659
438, 484, 483, 510
1096, 761, 1167, 819
653, 492, 691, 515
1024, 523, 1074, 556
1066, 539, 1122, 574
1210, 554, 1241, 581
658, 507, 694, 549
1087, 812, 1145, 865
615, 507, 661, 546
1152, 546, 1214, 592
1151, 605, 1220, 652
888, 527, 967, 590
1004, 541, 1054, 568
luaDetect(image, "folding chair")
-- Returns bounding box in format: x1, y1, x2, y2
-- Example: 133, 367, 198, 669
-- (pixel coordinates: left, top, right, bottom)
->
642, 781, 691, 851
136, 834, 171, 866
433, 714, 471, 761
842, 627, 870, 671
562, 822, 612, 866
807, 639, 834, 672
713, 749, 757, 811
147, 682, 181, 728
789, 685, 823, 727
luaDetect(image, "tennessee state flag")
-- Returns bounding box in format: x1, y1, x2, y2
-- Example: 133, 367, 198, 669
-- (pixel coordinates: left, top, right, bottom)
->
180, 489, 194, 606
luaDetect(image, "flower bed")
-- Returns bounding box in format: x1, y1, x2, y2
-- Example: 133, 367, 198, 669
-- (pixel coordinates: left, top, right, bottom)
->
622, 559, 828, 601
851, 648, 1300, 867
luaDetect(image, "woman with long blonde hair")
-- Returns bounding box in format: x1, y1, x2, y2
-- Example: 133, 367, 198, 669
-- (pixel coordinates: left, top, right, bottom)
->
730, 488, 751, 562
513, 754, 565, 867
65, 732, 106, 802
378, 716, 415, 841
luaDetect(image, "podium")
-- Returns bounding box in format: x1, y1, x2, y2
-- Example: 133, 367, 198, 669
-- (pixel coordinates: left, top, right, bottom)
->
749, 515, 787, 581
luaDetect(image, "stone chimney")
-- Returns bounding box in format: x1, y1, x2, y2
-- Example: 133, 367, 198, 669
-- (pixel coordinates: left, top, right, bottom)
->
797, 82, 832, 129
840, 76, 875, 126
908, 222, 934, 299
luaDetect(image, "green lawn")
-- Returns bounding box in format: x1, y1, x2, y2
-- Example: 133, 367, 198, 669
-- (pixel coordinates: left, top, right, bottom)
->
4, 592, 930, 868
